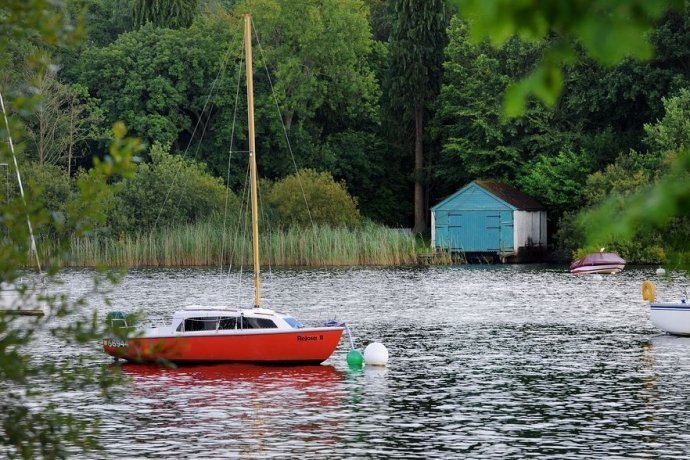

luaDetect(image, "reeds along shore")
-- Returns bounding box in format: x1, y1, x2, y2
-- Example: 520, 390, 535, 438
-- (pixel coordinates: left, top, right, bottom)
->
52, 222, 421, 268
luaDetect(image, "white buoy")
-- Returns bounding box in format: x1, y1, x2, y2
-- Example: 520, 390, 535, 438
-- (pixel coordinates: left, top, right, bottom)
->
363, 342, 389, 366
656, 267, 666, 275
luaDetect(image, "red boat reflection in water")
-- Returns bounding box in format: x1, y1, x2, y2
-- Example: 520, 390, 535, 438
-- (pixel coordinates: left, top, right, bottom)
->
118, 362, 343, 385
115, 362, 345, 411
111, 362, 347, 449
113, 364, 345, 453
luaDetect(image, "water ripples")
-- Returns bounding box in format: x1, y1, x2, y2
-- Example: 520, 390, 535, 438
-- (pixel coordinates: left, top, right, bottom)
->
39, 265, 690, 457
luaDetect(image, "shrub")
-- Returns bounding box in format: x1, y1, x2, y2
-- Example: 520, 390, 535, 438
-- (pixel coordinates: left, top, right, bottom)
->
112, 143, 238, 233
12, 162, 72, 238
20, 162, 71, 219
266, 169, 360, 227
517, 149, 594, 213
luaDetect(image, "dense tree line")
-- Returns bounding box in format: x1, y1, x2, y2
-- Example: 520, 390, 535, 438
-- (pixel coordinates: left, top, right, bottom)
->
5, 0, 690, 261
6, 1, 690, 456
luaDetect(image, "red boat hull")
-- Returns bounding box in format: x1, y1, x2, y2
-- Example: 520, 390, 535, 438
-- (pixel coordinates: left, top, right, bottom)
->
103, 328, 344, 364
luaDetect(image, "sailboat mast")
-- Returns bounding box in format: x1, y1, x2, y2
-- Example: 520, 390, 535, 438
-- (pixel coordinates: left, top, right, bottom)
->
0, 91, 42, 273
244, 14, 261, 308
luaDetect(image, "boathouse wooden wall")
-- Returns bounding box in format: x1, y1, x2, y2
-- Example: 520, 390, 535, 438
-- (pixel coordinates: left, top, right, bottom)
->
514, 210, 547, 250
431, 181, 546, 258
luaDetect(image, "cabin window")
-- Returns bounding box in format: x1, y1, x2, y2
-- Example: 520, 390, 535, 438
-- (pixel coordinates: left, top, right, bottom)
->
218, 317, 237, 330
284, 317, 303, 329
184, 317, 219, 332
240, 317, 277, 329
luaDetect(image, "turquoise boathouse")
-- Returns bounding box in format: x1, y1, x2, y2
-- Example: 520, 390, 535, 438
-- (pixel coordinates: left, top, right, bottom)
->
431, 180, 546, 260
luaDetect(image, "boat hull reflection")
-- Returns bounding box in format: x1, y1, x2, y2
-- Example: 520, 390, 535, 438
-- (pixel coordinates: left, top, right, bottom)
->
117, 361, 344, 383
115, 362, 344, 411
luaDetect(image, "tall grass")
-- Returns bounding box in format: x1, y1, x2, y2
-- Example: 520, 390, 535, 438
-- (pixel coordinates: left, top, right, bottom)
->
58, 221, 423, 268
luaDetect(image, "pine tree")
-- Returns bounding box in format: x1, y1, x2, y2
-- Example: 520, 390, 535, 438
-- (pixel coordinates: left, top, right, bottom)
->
387, 0, 448, 233
132, 0, 198, 29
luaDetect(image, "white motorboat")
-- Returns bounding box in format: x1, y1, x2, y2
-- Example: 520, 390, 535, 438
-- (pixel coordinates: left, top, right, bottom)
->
570, 251, 625, 274
643, 280, 690, 335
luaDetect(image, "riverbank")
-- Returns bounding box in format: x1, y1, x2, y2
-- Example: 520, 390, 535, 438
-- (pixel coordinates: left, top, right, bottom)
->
43, 222, 424, 268
33, 220, 668, 268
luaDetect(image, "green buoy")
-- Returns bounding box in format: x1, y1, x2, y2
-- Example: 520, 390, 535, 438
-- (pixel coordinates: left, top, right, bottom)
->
346, 349, 364, 368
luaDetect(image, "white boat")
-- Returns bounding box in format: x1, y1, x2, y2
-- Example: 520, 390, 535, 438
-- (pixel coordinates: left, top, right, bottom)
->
104, 14, 344, 364
570, 251, 625, 274
643, 280, 690, 335
650, 302, 690, 336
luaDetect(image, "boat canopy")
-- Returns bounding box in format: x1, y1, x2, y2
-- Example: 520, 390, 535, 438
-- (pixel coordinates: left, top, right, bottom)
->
570, 252, 625, 270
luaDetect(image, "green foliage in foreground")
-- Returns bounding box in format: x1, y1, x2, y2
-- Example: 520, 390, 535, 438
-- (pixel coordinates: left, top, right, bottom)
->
1, 2, 145, 454
452, 0, 686, 116
0, 123, 139, 458
579, 149, 690, 267
574, 89, 690, 266
63, 221, 419, 267
447, 1, 690, 268
0, 12, 139, 459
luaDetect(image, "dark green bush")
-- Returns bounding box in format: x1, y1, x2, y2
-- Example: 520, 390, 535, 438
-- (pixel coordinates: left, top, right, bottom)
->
112, 143, 238, 233
266, 169, 360, 228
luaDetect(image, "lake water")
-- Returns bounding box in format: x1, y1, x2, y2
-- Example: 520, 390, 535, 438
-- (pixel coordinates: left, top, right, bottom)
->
25, 265, 690, 457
